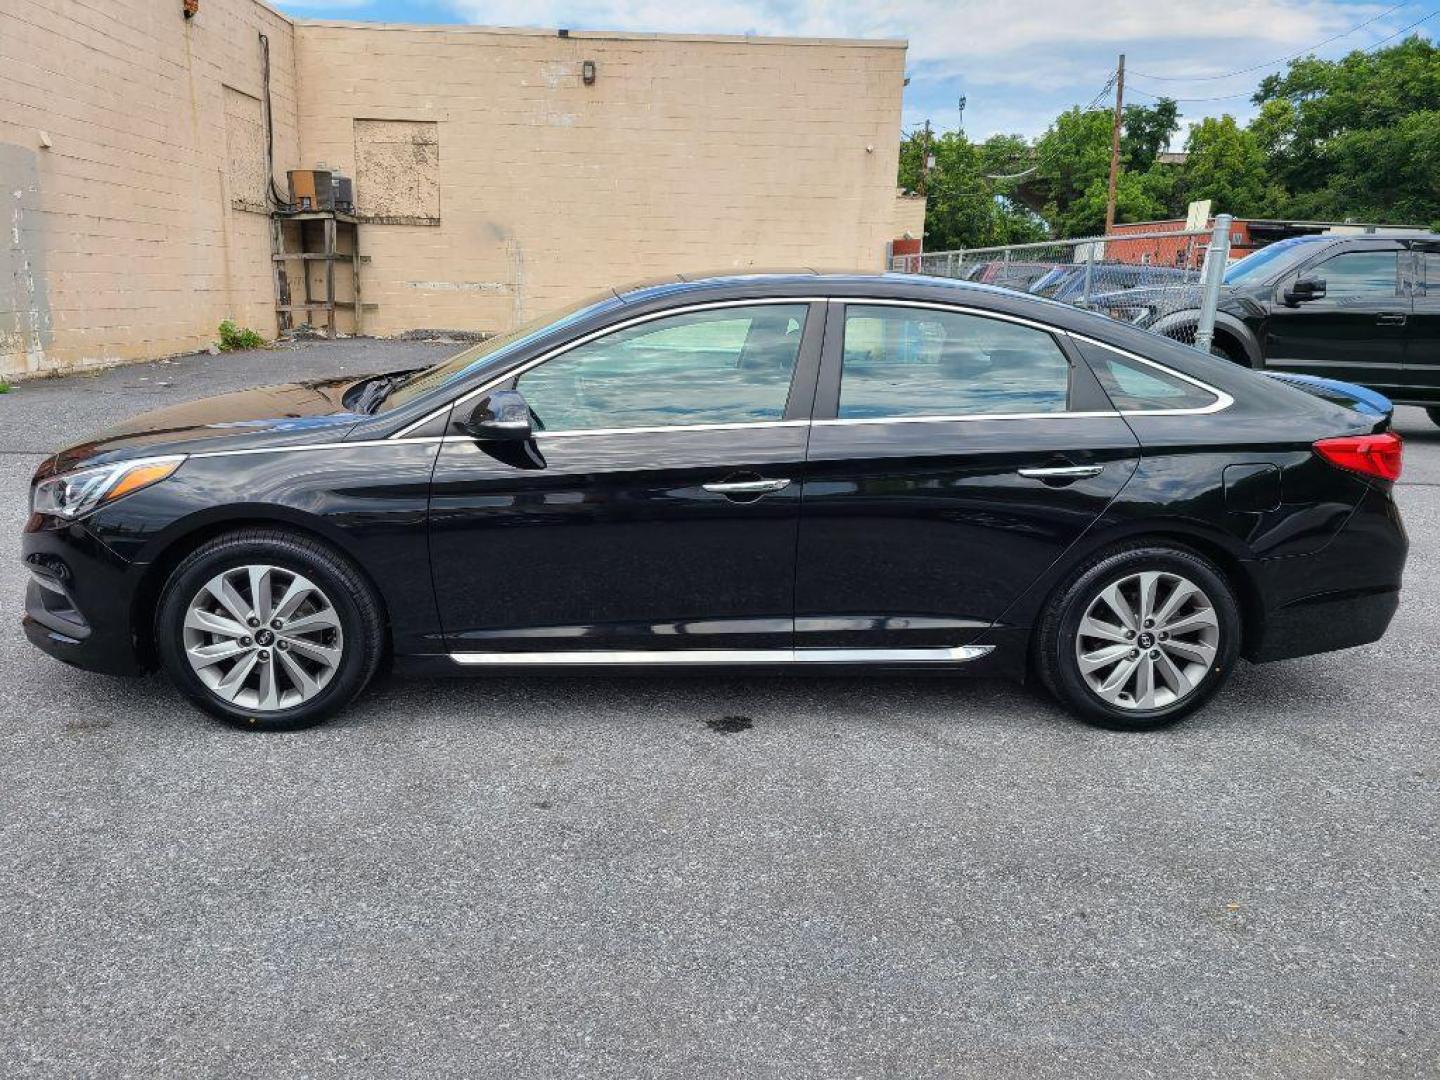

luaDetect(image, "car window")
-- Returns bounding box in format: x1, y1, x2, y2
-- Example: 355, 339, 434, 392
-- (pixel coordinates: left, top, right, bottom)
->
1223, 236, 1324, 285
838, 305, 1070, 419
378, 290, 623, 412
1308, 251, 1399, 297
1086, 350, 1218, 412
515, 304, 807, 432
1420, 252, 1440, 295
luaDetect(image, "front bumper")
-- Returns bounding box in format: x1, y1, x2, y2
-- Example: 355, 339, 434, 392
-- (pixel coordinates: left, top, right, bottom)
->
21, 515, 148, 676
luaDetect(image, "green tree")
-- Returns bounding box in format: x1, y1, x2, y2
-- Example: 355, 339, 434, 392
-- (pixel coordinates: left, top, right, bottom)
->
1028, 100, 1184, 236
1179, 116, 1275, 216
898, 128, 1046, 249
1253, 36, 1440, 222
1122, 98, 1181, 171
1031, 107, 1114, 235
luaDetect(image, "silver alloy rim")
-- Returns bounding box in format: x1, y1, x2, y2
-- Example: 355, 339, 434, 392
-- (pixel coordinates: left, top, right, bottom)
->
1074, 570, 1220, 711
182, 565, 343, 712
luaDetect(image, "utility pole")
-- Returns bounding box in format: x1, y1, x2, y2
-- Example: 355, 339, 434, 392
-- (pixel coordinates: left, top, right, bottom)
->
1105, 53, 1125, 234
919, 118, 934, 197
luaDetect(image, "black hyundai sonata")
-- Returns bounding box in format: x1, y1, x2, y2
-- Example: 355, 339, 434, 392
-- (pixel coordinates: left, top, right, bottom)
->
22, 273, 1407, 731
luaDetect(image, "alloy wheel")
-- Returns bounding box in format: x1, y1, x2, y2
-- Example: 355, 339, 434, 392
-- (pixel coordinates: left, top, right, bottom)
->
182, 565, 344, 712
1074, 570, 1220, 711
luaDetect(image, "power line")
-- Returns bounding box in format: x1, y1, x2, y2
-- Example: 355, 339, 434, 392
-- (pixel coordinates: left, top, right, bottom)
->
1130, 9, 1440, 103
1130, 1, 1411, 82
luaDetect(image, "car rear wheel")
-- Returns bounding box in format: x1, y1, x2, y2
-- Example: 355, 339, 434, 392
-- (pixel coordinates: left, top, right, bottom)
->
156, 528, 384, 730
1036, 544, 1241, 730
1427, 406, 1440, 428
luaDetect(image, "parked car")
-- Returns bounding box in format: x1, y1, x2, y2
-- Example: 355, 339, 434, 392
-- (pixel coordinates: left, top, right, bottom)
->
1092, 233, 1440, 425
960, 259, 1063, 291
23, 273, 1406, 732
1030, 263, 1198, 303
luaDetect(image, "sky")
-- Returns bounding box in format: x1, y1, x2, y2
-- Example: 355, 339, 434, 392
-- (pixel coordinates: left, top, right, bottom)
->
272, 0, 1437, 145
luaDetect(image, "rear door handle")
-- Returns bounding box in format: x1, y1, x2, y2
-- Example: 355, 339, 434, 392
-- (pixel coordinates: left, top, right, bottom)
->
1017, 464, 1105, 481
1376, 312, 1408, 326
703, 478, 791, 495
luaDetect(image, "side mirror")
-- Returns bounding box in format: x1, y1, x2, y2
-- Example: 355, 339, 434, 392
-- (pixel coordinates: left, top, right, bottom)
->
1284, 277, 1326, 305
461, 390, 533, 441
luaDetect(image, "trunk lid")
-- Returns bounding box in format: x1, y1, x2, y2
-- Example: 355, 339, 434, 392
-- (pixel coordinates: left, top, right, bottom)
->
1264, 373, 1394, 432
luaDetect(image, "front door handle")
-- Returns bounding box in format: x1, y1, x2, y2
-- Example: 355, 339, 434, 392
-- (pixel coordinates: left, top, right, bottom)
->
1376, 312, 1408, 326
703, 478, 791, 496
1017, 464, 1105, 482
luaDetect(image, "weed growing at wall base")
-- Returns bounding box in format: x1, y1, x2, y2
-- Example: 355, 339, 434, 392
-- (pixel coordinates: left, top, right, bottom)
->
218, 321, 265, 352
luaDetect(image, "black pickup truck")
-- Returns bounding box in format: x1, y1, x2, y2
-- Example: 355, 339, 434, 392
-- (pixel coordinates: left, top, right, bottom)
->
1092, 232, 1440, 425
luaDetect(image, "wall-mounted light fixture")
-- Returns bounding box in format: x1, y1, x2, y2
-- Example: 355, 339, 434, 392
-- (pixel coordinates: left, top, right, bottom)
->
582, 60, 597, 85
183, 0, 199, 17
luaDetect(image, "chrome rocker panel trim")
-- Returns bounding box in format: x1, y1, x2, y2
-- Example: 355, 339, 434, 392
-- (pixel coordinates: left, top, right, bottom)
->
449, 645, 996, 666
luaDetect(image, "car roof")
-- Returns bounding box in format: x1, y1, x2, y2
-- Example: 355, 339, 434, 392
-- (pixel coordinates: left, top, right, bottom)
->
612, 270, 1042, 306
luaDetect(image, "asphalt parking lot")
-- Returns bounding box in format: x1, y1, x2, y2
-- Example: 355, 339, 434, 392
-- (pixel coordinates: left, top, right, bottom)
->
1, 341, 1437, 1079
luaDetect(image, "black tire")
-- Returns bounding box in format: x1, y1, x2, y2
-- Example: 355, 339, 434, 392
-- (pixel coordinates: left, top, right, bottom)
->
1427, 406, 1440, 428
1035, 543, 1242, 731
155, 528, 385, 730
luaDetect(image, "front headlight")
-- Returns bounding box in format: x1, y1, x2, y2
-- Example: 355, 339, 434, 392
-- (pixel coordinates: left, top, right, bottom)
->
32, 455, 186, 519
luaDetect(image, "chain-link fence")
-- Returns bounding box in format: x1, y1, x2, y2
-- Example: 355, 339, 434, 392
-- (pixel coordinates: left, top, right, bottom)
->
890, 218, 1234, 352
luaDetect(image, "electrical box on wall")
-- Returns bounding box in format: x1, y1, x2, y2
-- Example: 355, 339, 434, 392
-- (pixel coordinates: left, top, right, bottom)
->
287, 169, 334, 212
331, 174, 354, 213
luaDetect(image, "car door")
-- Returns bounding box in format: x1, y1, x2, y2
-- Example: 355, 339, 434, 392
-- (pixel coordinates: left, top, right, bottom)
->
1405, 245, 1440, 406
426, 300, 822, 655
793, 300, 1140, 651
1262, 243, 1409, 395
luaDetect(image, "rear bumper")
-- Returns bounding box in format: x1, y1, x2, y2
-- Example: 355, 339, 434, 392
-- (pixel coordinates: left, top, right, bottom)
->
1244, 585, 1399, 663
1245, 483, 1407, 663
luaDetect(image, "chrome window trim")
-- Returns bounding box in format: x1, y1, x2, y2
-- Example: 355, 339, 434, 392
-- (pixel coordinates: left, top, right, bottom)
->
450, 644, 994, 666
829, 297, 1232, 420
835, 296, 1085, 335
1066, 332, 1234, 416
186, 298, 1233, 460
813, 410, 1119, 428
391, 297, 829, 439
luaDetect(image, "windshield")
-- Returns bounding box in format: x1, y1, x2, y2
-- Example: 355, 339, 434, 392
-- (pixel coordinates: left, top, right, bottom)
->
377, 290, 625, 412
1223, 237, 1327, 285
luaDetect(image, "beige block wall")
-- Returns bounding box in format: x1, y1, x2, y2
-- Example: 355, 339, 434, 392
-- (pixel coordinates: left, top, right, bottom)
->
894, 191, 927, 241
1, 6, 907, 374
295, 23, 908, 337
1, 0, 300, 377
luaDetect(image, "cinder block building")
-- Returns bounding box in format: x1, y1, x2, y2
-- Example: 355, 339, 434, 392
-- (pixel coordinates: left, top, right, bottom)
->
0, 0, 916, 377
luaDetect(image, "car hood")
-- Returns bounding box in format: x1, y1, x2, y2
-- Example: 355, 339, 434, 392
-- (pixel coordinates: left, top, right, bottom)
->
47, 377, 368, 475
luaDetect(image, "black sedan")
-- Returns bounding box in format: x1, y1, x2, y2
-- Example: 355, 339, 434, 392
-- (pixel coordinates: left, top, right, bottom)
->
22, 273, 1408, 731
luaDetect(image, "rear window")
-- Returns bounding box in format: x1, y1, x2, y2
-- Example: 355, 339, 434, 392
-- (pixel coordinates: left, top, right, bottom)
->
1087, 349, 1218, 412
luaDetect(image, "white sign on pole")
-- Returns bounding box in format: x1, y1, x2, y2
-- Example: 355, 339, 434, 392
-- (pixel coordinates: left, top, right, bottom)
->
1185, 199, 1213, 231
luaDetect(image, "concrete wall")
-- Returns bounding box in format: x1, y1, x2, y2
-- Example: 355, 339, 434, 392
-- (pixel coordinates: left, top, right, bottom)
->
296, 22, 908, 337
1, 0, 301, 377
1, 2, 908, 376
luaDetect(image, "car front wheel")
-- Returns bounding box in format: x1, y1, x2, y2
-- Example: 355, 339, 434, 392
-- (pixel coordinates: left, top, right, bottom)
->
155, 528, 385, 730
1036, 545, 1242, 730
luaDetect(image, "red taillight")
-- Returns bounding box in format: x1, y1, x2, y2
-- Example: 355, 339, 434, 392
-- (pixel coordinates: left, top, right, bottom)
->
1313, 432, 1403, 482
